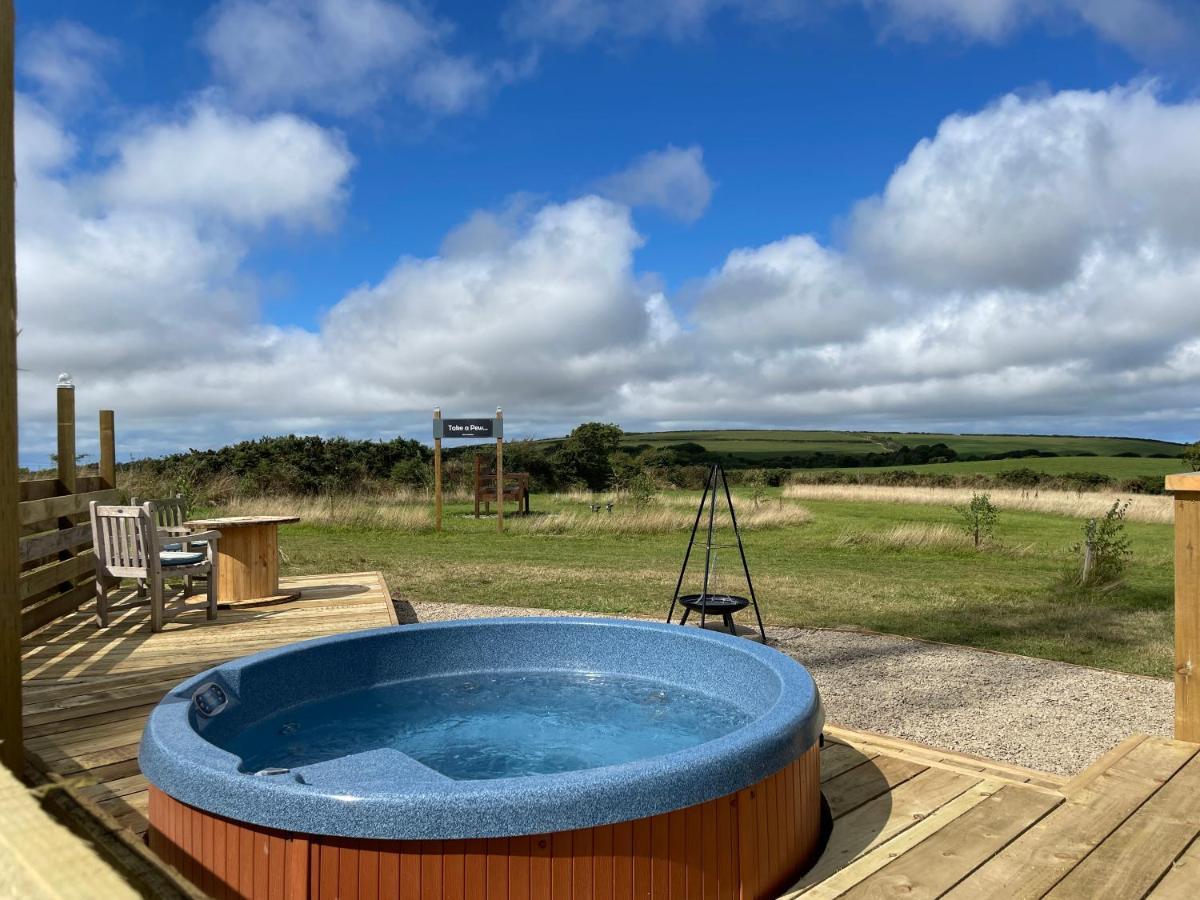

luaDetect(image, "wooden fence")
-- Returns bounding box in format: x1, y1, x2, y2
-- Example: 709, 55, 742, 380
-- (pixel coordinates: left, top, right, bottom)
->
17, 384, 118, 636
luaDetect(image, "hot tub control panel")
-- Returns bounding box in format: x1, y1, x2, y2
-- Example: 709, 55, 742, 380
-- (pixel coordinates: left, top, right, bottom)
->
193, 682, 229, 717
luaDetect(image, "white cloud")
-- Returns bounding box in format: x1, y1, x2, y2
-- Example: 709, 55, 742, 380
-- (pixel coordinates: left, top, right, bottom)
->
849, 86, 1200, 292
17, 85, 1200, 460
204, 0, 515, 116
98, 104, 354, 228
599, 145, 714, 223
18, 20, 118, 107
504, 0, 1192, 58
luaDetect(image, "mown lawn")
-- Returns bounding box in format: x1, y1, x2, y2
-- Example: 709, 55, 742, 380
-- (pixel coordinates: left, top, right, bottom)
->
272, 489, 1175, 678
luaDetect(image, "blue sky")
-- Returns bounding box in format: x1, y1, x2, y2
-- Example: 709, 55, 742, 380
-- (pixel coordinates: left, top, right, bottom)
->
12, 1, 1200, 465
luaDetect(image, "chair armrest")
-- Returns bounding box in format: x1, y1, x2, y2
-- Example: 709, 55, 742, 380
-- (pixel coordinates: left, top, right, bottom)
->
183, 530, 221, 543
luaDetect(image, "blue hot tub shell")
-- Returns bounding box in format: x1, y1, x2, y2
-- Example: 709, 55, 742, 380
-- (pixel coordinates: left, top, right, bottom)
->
140, 617, 823, 840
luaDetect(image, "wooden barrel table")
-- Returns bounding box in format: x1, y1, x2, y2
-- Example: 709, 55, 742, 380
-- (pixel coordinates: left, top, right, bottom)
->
183, 515, 300, 605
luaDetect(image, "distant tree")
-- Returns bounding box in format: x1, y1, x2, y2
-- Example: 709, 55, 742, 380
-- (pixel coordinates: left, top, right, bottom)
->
956, 492, 999, 549
1185, 441, 1200, 472
552, 422, 624, 491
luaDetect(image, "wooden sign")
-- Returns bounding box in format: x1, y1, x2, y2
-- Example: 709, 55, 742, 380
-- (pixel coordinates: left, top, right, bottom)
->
437, 418, 497, 439
432, 408, 504, 533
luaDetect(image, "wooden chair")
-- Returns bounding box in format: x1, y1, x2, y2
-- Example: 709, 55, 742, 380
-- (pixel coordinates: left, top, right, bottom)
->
88, 502, 221, 632
133, 495, 205, 594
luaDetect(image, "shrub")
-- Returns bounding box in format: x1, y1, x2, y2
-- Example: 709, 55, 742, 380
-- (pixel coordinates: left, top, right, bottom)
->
627, 470, 658, 508
745, 469, 768, 507
390, 458, 431, 488
956, 492, 999, 549
1069, 500, 1133, 590
1186, 442, 1200, 472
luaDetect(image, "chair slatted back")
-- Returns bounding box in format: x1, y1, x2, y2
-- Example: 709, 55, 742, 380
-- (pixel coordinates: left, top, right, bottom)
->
89, 503, 159, 578
134, 496, 189, 530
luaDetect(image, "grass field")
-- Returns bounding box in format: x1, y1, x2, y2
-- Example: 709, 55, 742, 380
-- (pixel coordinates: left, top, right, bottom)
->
260, 487, 1175, 678
820, 455, 1186, 480
619, 429, 1184, 467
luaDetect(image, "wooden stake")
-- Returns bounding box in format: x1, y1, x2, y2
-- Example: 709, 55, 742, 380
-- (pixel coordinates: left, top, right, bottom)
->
1167, 472, 1200, 742
0, 0, 21, 774
57, 380, 76, 493
99, 409, 115, 489
495, 408, 504, 533
433, 408, 442, 533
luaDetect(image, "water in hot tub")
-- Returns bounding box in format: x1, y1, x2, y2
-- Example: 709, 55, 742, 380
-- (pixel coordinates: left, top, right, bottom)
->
227, 671, 752, 780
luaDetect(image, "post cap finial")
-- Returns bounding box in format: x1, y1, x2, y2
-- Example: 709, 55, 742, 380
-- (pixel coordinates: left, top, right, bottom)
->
57, 373, 74, 388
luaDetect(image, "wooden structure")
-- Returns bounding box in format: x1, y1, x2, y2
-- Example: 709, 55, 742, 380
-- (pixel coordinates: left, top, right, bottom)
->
90, 503, 220, 632
0, 763, 139, 899
474, 453, 531, 517
1, 0, 20, 774
433, 407, 509, 532
150, 745, 820, 900
1167, 471, 1200, 743
183, 515, 301, 605
17, 391, 120, 638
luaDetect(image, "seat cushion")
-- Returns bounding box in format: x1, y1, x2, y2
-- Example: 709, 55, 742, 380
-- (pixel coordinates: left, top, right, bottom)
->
160, 550, 205, 567
162, 542, 183, 551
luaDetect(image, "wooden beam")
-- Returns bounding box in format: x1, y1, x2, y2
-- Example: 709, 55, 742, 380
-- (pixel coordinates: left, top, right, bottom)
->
56, 381, 76, 494
1167, 471, 1200, 742
19, 523, 93, 565
19, 489, 119, 527
98, 410, 115, 489
0, 0, 20, 774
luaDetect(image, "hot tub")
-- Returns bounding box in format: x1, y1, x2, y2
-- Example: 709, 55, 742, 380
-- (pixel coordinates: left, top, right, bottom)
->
141, 617, 824, 899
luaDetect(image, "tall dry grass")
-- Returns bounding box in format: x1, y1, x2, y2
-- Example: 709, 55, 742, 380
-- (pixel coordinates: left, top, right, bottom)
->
217, 494, 433, 531
506, 502, 812, 535
833, 522, 972, 551
781, 483, 1172, 524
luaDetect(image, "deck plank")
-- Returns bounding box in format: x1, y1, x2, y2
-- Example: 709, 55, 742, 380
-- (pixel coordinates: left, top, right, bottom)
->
837, 784, 1062, 899
943, 736, 1198, 900
789, 766, 982, 892
1045, 751, 1200, 900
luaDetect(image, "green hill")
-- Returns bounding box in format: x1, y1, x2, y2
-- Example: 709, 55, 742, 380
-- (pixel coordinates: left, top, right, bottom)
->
620, 429, 1184, 469
821, 455, 1185, 480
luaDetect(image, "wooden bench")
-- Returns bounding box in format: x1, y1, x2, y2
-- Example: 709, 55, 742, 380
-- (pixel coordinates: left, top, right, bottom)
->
474, 455, 531, 517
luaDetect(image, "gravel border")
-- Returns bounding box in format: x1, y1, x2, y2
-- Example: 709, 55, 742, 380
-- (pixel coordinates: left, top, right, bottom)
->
394, 598, 1172, 777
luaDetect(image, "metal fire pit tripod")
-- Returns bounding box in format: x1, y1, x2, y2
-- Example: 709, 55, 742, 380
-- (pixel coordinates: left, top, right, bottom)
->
666, 463, 767, 641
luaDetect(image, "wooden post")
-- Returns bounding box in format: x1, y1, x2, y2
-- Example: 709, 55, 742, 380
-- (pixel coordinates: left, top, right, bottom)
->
1167, 472, 1200, 743
495, 408, 504, 533
56, 377, 76, 493
433, 408, 442, 533
99, 409, 115, 489
0, 0, 22, 775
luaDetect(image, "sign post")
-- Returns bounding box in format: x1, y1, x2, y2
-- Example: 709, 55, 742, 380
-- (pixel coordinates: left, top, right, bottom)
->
432, 409, 505, 533
433, 408, 443, 532
496, 408, 504, 533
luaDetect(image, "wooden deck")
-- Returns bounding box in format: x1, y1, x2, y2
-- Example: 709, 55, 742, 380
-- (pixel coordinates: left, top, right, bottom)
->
21, 571, 395, 838
18, 576, 1200, 898
784, 729, 1200, 898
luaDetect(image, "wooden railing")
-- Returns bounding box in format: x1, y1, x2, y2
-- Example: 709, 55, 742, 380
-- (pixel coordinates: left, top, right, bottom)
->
17, 383, 118, 636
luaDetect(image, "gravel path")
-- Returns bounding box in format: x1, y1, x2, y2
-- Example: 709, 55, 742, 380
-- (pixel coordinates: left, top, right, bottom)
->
394, 599, 1172, 777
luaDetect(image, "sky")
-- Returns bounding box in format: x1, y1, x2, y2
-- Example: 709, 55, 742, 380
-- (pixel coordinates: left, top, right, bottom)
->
12, 0, 1200, 467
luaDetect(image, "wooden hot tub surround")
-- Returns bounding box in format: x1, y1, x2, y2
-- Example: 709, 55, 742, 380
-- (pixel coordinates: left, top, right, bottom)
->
149, 742, 821, 900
